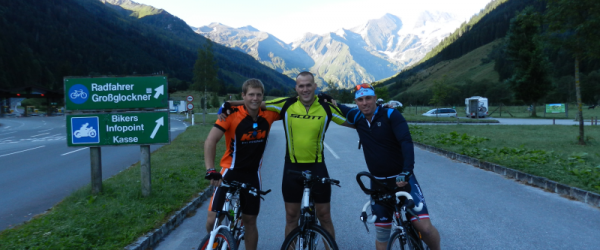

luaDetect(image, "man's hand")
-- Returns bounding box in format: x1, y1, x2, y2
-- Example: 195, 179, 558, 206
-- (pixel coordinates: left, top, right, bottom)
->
318, 93, 333, 103
395, 171, 412, 188
217, 102, 234, 122
205, 168, 222, 187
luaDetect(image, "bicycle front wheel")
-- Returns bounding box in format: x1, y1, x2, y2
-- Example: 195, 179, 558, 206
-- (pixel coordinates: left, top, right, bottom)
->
198, 228, 237, 250
280, 224, 338, 250
386, 230, 424, 250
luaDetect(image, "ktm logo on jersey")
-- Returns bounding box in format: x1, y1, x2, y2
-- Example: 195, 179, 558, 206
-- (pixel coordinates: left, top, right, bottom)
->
241, 130, 266, 141
290, 114, 323, 120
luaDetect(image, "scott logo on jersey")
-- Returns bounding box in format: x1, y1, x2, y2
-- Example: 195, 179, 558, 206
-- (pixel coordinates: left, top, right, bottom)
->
290, 114, 323, 120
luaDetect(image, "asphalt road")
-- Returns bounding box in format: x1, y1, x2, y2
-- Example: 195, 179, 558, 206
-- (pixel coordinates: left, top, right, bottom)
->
155, 121, 600, 250
0, 114, 189, 230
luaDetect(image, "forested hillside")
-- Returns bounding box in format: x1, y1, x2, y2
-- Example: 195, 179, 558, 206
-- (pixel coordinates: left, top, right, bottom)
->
377, 0, 600, 107
0, 0, 294, 93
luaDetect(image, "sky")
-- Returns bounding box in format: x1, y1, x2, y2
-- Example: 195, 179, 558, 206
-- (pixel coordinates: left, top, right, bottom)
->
130, 0, 494, 43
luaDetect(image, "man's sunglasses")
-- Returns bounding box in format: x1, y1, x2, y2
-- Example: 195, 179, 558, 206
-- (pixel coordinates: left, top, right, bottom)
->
355, 83, 373, 91
251, 123, 258, 137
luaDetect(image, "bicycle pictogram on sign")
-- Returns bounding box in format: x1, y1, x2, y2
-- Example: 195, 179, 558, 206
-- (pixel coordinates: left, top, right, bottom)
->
68, 84, 89, 104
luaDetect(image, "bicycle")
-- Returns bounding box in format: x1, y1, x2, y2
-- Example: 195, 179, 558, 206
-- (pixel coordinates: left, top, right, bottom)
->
356, 171, 426, 250
198, 180, 271, 250
280, 170, 340, 250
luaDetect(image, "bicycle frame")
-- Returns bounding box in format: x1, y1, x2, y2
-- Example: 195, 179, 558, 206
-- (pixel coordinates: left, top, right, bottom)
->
203, 181, 270, 250
207, 189, 240, 249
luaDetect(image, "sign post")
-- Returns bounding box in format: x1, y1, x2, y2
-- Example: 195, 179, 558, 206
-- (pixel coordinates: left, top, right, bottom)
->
65, 76, 169, 196
187, 102, 194, 125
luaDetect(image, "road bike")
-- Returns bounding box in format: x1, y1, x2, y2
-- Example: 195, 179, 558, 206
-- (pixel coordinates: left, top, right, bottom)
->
198, 180, 270, 250
280, 170, 340, 250
356, 171, 427, 250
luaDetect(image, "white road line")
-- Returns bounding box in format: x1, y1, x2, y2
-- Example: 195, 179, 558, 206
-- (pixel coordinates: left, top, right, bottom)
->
61, 147, 88, 156
38, 128, 53, 133
323, 142, 340, 159
0, 145, 46, 158
30, 133, 50, 137
0, 136, 15, 140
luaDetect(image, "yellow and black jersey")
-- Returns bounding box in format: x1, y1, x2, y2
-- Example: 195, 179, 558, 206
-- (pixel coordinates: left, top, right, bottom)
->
265, 96, 346, 163
214, 105, 280, 172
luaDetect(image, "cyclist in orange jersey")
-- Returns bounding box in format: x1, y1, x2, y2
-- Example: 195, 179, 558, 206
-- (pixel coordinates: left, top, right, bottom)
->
204, 79, 280, 250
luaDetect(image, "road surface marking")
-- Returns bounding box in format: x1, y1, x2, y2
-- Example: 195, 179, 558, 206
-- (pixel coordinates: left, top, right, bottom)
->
0, 136, 15, 140
0, 145, 46, 158
324, 142, 340, 159
38, 128, 53, 132
31, 133, 50, 137
61, 147, 89, 156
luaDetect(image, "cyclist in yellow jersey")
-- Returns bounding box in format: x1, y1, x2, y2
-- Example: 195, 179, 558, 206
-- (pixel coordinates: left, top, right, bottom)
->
221, 72, 352, 240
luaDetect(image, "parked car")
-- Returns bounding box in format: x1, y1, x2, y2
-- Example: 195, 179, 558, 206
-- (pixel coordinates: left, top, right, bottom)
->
422, 108, 457, 118
387, 101, 403, 108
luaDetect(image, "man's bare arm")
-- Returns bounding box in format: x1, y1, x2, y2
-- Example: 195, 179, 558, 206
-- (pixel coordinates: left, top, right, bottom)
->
204, 127, 225, 186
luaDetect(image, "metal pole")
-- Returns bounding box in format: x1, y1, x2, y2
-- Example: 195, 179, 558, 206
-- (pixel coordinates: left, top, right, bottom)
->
141, 145, 151, 197
90, 147, 102, 194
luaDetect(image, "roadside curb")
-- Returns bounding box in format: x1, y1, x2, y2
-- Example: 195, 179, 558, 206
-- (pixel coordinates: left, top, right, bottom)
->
125, 186, 214, 250
413, 142, 600, 209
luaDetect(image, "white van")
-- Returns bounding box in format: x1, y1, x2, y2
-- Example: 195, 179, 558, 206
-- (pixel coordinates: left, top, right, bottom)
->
465, 96, 488, 118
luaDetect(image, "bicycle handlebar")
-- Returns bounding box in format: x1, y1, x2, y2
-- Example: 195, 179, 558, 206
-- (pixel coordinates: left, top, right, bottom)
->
221, 180, 271, 197
360, 190, 423, 226
356, 171, 423, 210
287, 170, 341, 186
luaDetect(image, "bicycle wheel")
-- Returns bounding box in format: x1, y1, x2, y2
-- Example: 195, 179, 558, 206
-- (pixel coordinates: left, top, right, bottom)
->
280, 224, 338, 250
197, 228, 238, 250
386, 230, 423, 250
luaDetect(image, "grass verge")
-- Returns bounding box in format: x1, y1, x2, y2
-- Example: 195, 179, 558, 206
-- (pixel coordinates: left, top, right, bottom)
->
402, 113, 498, 123
411, 124, 600, 193
0, 118, 224, 249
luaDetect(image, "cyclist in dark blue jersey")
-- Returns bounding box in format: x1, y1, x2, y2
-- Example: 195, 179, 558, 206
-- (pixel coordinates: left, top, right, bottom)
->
336, 83, 441, 250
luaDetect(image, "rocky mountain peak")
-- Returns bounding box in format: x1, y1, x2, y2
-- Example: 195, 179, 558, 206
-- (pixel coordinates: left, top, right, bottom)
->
238, 25, 260, 32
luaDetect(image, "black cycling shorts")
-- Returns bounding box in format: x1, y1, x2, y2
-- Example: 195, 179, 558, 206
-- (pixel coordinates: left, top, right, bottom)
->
282, 162, 331, 203
370, 174, 430, 227
208, 168, 262, 216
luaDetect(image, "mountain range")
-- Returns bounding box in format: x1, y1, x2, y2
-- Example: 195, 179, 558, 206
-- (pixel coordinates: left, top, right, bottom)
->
192, 12, 462, 88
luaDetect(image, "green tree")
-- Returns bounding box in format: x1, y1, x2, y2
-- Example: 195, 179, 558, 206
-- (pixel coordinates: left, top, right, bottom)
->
324, 80, 340, 100
544, 0, 600, 145
505, 7, 551, 117
211, 92, 221, 108
374, 87, 389, 102
192, 39, 219, 123
429, 76, 458, 106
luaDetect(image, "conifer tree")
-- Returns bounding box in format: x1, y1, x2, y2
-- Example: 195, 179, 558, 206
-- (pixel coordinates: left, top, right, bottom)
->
505, 7, 551, 117
544, 0, 600, 145
192, 39, 219, 123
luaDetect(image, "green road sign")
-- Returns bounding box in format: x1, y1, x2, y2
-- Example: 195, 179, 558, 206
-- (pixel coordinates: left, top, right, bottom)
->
64, 76, 168, 110
546, 103, 566, 113
66, 112, 170, 147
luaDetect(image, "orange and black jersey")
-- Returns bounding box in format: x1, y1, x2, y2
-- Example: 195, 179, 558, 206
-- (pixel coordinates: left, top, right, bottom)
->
214, 105, 280, 172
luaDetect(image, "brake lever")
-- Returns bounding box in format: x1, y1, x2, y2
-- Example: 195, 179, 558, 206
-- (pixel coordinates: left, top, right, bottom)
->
405, 207, 420, 222
360, 211, 370, 233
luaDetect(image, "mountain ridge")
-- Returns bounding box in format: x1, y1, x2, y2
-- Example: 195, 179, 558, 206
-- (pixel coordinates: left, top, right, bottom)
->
194, 12, 461, 88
